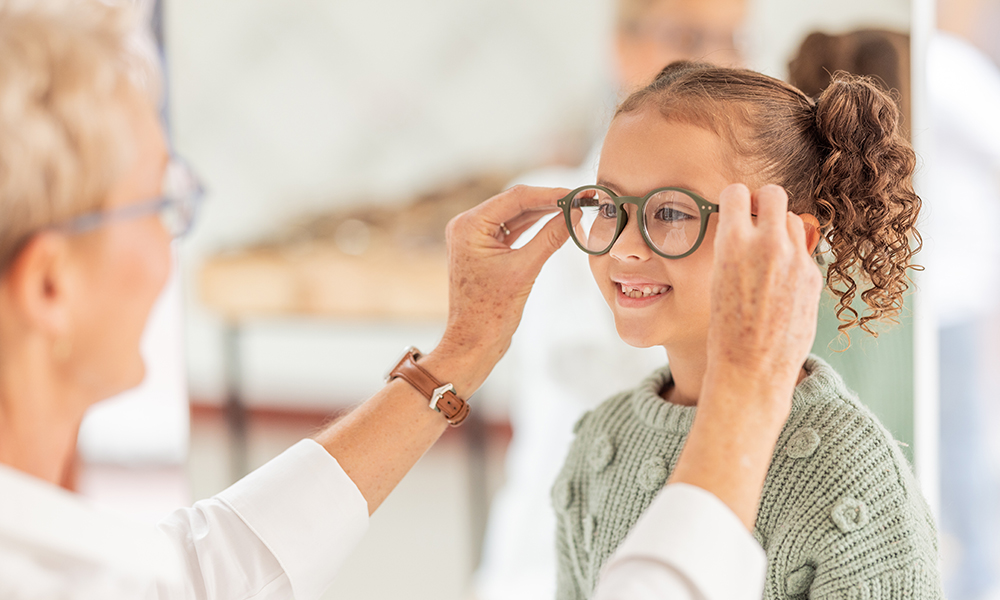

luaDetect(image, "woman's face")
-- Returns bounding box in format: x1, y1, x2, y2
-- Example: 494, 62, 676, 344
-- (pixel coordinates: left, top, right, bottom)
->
590, 107, 737, 351
63, 88, 173, 400
614, 0, 745, 90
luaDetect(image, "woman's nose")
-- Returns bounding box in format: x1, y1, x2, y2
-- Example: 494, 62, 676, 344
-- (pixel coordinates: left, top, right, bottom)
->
608, 204, 651, 261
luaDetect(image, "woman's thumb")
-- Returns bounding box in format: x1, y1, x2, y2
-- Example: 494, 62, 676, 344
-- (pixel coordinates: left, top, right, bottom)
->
521, 213, 570, 274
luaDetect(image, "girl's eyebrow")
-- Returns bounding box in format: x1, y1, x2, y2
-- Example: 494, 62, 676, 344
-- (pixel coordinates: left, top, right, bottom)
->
595, 179, 622, 194
596, 178, 712, 200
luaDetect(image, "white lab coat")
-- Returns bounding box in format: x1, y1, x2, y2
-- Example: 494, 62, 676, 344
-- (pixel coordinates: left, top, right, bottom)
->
0, 440, 367, 600
0, 439, 764, 600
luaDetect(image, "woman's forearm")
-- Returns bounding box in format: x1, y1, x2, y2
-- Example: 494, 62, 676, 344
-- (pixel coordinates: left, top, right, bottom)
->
668, 371, 791, 530
313, 347, 490, 514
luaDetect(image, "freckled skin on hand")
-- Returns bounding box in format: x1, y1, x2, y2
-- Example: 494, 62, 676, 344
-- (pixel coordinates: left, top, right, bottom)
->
437, 185, 570, 372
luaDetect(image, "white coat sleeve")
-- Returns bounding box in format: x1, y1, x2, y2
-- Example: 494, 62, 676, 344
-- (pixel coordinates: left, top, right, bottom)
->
155, 439, 369, 600
592, 483, 766, 600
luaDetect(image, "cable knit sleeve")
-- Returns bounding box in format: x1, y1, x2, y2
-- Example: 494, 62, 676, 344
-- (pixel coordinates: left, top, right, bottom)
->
755, 375, 943, 600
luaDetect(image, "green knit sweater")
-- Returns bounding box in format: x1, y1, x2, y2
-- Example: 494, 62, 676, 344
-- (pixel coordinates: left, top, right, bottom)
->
553, 355, 942, 599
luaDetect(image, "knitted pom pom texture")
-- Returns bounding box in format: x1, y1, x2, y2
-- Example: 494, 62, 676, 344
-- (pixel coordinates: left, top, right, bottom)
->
553, 355, 942, 600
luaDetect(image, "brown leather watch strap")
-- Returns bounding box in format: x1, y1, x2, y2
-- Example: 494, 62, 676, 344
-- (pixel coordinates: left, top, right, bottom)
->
387, 347, 470, 426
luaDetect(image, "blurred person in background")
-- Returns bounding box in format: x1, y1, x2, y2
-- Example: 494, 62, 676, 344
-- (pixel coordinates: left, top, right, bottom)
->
614, 0, 743, 91
475, 1, 745, 598
788, 29, 910, 135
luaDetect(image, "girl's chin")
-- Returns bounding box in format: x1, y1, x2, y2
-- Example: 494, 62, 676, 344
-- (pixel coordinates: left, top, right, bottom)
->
613, 323, 664, 349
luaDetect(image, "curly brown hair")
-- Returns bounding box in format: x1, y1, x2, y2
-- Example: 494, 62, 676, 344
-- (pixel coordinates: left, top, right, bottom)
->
615, 60, 921, 336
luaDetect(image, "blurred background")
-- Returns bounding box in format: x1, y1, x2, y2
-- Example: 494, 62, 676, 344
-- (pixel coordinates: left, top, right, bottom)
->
72, 0, 1000, 598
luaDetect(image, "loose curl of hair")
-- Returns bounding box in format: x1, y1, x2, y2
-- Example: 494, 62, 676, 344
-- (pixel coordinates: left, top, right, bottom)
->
615, 61, 921, 337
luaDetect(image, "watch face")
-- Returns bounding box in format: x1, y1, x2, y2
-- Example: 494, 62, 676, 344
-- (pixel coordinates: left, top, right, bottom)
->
384, 345, 420, 383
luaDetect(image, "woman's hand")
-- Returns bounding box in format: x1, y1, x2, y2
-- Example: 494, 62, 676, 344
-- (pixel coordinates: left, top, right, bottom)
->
423, 185, 570, 396
670, 183, 823, 530
320, 185, 569, 513
706, 183, 823, 415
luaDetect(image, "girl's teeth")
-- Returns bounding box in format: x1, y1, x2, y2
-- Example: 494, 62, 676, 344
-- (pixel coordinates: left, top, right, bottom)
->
620, 284, 668, 298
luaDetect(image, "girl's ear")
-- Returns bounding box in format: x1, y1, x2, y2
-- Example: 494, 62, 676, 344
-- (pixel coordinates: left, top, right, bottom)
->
799, 213, 822, 254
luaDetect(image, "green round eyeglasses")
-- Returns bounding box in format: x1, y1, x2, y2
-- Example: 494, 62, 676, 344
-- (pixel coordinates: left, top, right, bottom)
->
557, 185, 719, 259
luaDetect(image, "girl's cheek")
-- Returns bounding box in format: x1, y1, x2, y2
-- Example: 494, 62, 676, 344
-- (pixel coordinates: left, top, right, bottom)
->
588, 254, 617, 306
588, 254, 606, 284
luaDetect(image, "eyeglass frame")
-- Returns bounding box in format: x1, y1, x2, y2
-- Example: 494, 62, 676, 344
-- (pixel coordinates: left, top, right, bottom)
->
557, 184, 720, 259
55, 157, 205, 239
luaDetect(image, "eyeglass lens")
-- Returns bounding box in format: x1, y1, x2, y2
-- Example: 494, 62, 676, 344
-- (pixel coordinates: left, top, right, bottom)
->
569, 188, 619, 253
568, 187, 704, 257
642, 190, 702, 256
159, 160, 202, 238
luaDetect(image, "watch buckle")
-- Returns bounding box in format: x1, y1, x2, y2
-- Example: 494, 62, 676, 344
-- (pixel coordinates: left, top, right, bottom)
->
429, 383, 455, 412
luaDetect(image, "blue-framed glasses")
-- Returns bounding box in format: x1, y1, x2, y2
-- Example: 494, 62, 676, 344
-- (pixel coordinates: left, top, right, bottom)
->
558, 185, 719, 259
58, 158, 204, 239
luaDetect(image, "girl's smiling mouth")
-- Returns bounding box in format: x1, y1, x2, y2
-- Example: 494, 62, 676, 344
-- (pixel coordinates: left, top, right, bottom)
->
619, 283, 670, 298
613, 278, 672, 306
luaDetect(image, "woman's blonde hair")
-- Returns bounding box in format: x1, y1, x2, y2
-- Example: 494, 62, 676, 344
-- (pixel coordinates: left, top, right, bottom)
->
0, 0, 161, 273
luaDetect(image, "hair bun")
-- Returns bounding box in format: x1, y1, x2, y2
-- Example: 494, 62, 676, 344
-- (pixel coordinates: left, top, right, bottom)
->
815, 73, 902, 157
812, 72, 921, 336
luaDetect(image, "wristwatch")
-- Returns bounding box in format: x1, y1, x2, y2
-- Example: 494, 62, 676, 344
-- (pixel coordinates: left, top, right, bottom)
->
385, 346, 470, 426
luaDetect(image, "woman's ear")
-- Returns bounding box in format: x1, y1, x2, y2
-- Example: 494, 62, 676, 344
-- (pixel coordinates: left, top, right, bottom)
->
1, 232, 74, 336
799, 213, 822, 254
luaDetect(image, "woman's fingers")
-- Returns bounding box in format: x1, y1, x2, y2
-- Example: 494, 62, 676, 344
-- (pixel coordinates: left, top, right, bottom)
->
717, 183, 792, 237
476, 185, 569, 228
752, 184, 791, 232
521, 210, 570, 272
716, 183, 753, 237
500, 208, 562, 244
786, 211, 808, 251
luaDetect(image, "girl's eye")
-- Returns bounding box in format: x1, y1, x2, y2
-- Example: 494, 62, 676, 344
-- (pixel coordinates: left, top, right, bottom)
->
654, 206, 697, 222
598, 203, 617, 219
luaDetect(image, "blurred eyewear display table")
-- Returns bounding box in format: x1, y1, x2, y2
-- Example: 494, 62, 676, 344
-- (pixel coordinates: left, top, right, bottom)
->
201, 240, 450, 479
198, 175, 509, 480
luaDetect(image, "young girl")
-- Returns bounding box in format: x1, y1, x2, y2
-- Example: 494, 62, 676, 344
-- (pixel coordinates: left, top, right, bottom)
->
553, 62, 940, 599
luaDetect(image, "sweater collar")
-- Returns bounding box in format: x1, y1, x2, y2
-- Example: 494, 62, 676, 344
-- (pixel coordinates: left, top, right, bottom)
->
631, 355, 847, 433
630, 364, 697, 433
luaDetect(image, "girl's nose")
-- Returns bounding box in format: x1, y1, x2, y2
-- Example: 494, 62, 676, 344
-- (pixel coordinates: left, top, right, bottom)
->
608, 204, 651, 262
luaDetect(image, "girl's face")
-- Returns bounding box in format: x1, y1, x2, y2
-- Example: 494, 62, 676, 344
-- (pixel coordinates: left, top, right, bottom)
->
590, 106, 738, 351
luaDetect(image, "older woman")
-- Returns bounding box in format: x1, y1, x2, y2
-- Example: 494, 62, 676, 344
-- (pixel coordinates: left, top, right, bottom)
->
0, 2, 823, 600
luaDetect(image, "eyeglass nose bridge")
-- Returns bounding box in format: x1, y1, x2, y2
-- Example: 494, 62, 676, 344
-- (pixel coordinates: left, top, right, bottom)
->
607, 196, 645, 251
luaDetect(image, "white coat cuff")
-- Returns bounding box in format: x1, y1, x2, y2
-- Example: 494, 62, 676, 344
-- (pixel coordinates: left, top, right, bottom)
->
601, 483, 766, 600
217, 439, 369, 600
